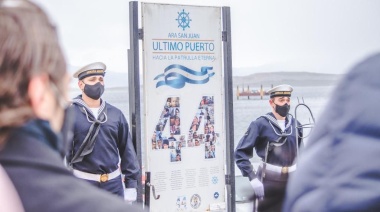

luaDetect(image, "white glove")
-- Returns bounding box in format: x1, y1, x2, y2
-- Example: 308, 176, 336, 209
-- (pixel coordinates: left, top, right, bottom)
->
124, 188, 137, 202
250, 178, 264, 198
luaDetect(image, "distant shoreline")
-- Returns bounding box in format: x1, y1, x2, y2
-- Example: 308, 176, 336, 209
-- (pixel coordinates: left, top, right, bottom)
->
233, 71, 343, 87
70, 71, 344, 89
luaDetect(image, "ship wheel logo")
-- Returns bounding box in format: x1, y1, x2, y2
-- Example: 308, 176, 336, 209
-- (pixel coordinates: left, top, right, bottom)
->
176, 9, 192, 31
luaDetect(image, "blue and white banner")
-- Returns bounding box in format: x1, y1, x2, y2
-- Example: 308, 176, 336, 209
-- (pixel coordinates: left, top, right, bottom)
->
154, 64, 215, 89
142, 3, 225, 212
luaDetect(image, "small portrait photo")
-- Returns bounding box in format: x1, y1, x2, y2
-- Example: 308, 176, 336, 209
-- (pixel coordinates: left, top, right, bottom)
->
175, 153, 182, 162
162, 138, 169, 149
192, 131, 199, 139
175, 108, 180, 117
151, 131, 157, 142
169, 97, 180, 108
199, 96, 207, 108
205, 144, 215, 159
205, 134, 211, 143
198, 134, 204, 140
187, 139, 194, 147
168, 133, 177, 142
169, 116, 176, 126
170, 149, 177, 162
191, 116, 199, 126
156, 138, 163, 149
161, 107, 170, 119
194, 139, 201, 147
173, 116, 181, 135
159, 118, 166, 126
169, 141, 176, 149
206, 96, 214, 105
204, 125, 209, 135
188, 130, 193, 140
179, 135, 185, 142
155, 131, 162, 140
167, 97, 180, 117
205, 150, 215, 159
156, 123, 164, 132
210, 144, 216, 157
171, 142, 182, 162
190, 123, 198, 132
175, 141, 182, 154
151, 140, 157, 150
208, 125, 215, 135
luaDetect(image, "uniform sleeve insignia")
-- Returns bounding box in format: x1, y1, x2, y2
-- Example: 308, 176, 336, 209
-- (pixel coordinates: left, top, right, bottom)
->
244, 128, 250, 136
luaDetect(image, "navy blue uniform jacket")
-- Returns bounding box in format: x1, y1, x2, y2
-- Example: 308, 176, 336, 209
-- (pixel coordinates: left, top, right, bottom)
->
283, 53, 380, 211
67, 97, 139, 188
235, 113, 302, 180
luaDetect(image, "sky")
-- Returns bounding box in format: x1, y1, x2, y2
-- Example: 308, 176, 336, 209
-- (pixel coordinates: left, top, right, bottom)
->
32, 0, 380, 75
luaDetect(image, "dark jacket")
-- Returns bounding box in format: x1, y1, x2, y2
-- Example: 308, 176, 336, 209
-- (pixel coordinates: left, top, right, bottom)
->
67, 97, 139, 188
283, 53, 380, 212
0, 119, 143, 212
235, 113, 302, 180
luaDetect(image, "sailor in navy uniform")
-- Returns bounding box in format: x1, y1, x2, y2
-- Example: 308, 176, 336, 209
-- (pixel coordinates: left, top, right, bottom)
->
67, 62, 139, 202
235, 84, 303, 212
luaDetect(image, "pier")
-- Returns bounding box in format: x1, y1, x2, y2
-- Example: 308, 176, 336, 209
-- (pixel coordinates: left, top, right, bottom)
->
236, 85, 271, 100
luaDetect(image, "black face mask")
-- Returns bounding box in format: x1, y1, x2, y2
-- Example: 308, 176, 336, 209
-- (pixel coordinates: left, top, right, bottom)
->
83, 82, 104, 100
275, 103, 290, 117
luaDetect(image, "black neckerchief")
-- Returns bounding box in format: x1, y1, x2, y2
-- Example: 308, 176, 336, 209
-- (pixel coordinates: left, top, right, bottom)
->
70, 96, 107, 165
260, 112, 292, 135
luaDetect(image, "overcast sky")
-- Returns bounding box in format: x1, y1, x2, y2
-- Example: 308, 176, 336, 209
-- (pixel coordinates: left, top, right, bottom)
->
32, 0, 380, 75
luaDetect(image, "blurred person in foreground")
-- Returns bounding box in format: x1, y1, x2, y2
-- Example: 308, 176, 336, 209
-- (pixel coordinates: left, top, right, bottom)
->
283, 53, 380, 211
0, 0, 143, 211
67, 62, 139, 202
0, 165, 24, 212
235, 85, 303, 212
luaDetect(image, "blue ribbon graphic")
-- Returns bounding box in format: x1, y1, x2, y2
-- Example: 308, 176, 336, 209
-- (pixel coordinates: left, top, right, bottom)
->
154, 64, 215, 89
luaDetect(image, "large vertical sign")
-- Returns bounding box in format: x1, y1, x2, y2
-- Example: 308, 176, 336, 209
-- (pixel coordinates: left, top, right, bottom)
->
142, 3, 225, 211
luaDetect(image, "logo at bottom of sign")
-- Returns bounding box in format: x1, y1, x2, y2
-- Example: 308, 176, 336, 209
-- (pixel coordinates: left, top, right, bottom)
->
190, 194, 201, 209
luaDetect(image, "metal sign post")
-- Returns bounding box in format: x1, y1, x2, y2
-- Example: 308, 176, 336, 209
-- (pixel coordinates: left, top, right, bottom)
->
128, 0, 143, 204
222, 6, 236, 212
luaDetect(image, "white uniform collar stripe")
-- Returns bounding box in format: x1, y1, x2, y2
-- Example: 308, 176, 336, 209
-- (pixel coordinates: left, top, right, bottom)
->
72, 97, 106, 117
261, 114, 293, 131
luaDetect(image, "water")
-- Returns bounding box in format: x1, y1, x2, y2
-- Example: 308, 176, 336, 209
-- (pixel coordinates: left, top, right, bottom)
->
233, 86, 334, 142
70, 85, 335, 209
70, 85, 336, 172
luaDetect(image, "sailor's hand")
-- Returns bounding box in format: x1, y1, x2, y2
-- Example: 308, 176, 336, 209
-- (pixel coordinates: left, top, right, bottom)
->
250, 178, 264, 198
124, 188, 137, 202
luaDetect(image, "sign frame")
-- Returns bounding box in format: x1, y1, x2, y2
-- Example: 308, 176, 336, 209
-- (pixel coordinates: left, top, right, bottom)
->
128, 1, 235, 211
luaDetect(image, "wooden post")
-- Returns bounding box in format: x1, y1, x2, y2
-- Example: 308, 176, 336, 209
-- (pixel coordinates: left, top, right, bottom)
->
260, 84, 263, 100
247, 85, 250, 99
236, 85, 239, 100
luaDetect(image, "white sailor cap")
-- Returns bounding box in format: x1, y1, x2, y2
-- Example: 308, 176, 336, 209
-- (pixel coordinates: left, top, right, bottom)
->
73, 62, 106, 80
267, 84, 293, 98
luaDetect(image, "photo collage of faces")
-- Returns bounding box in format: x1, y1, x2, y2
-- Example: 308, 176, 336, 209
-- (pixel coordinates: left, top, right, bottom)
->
187, 96, 218, 159
150, 96, 218, 162
151, 97, 184, 162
